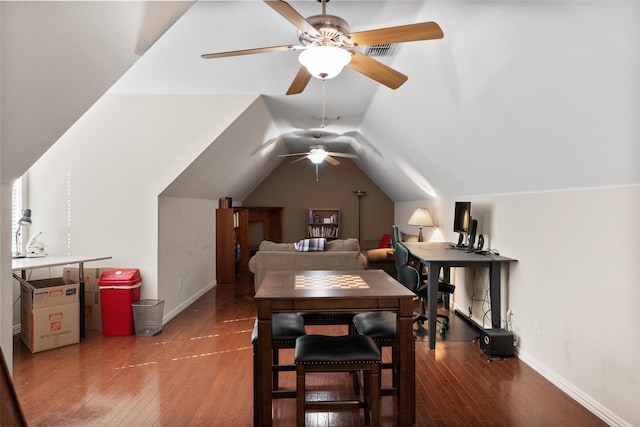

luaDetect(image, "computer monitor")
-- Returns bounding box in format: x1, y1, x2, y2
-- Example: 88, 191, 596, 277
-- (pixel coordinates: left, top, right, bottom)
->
453, 201, 472, 247
453, 201, 471, 234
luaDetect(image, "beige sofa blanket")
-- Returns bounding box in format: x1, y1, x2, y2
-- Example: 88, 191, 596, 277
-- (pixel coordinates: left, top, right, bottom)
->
248, 238, 367, 291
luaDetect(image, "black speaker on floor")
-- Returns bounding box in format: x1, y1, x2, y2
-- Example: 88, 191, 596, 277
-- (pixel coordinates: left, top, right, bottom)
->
479, 328, 514, 357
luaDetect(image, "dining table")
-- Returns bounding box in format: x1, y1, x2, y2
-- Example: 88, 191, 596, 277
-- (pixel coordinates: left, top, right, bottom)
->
254, 269, 416, 427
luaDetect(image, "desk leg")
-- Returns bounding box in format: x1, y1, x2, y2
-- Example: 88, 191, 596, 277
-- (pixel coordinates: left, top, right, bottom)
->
79, 262, 85, 340
427, 261, 441, 350
489, 262, 501, 328
397, 297, 415, 427
256, 303, 273, 427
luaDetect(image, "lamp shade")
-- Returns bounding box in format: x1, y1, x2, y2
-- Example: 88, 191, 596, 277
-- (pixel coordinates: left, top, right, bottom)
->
298, 46, 352, 79
408, 208, 434, 227
18, 209, 32, 226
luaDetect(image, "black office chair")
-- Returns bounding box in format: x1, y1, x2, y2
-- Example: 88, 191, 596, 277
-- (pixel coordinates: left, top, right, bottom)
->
395, 242, 455, 333
391, 224, 400, 251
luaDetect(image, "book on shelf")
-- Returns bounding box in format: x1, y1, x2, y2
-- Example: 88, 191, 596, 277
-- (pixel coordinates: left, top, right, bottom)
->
308, 225, 339, 238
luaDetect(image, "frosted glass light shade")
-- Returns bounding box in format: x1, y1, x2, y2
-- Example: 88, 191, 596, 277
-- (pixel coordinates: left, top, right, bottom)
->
299, 46, 351, 79
308, 150, 326, 164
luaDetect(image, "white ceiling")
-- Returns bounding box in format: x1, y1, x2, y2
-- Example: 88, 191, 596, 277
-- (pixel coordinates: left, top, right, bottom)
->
2, 1, 638, 201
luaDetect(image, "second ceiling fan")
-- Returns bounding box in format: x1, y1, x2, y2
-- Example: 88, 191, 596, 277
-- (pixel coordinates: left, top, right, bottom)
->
201, 0, 444, 95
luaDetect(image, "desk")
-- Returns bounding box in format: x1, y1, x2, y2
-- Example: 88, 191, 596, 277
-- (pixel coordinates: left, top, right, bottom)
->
403, 242, 516, 350
12, 255, 112, 340
254, 269, 416, 427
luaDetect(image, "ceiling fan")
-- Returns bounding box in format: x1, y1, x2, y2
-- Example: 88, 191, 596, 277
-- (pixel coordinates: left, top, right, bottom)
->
278, 143, 357, 166
201, 0, 444, 95
278, 138, 358, 181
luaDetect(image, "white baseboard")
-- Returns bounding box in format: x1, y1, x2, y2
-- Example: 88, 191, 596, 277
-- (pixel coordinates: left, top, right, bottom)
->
162, 281, 216, 325
451, 302, 627, 426
515, 348, 630, 427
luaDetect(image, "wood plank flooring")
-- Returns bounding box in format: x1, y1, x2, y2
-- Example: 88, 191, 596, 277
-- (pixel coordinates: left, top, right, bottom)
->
12, 274, 606, 426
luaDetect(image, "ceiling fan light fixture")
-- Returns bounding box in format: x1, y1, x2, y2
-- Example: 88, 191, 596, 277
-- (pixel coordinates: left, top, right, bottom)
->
308, 146, 327, 164
298, 46, 351, 79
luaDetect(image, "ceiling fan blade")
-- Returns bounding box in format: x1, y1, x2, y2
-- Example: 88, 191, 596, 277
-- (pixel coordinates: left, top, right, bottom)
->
346, 50, 408, 89
264, 0, 321, 38
202, 44, 302, 59
286, 67, 312, 95
277, 152, 309, 158
291, 155, 311, 163
348, 22, 444, 46
324, 156, 341, 166
325, 152, 358, 159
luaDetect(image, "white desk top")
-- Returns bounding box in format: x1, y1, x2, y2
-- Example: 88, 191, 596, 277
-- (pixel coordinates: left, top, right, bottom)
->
12, 255, 112, 271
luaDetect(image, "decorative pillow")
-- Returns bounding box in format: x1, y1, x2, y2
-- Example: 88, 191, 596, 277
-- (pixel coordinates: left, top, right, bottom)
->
377, 234, 392, 248
294, 238, 327, 252
366, 248, 391, 262
400, 232, 419, 242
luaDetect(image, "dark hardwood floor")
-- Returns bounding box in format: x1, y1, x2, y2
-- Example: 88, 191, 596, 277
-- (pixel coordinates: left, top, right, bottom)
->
12, 274, 605, 426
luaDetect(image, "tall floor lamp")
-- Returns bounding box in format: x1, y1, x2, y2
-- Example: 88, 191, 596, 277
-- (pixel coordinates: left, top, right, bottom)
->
354, 190, 366, 241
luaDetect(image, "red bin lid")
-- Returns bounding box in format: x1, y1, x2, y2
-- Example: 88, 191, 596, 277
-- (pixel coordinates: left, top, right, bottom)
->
99, 268, 142, 286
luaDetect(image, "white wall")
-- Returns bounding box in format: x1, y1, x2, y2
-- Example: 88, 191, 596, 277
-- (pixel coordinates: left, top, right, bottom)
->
23, 93, 257, 318
396, 185, 640, 426
158, 196, 216, 321
1, 183, 13, 371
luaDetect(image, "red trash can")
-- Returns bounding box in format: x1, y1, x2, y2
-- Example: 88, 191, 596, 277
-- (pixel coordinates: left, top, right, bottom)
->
99, 268, 142, 336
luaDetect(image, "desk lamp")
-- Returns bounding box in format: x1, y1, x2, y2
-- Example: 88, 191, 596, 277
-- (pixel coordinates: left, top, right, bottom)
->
14, 209, 32, 258
408, 207, 434, 242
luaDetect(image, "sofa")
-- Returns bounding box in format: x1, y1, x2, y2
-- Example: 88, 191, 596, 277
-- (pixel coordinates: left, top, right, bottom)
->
248, 238, 367, 291
361, 231, 419, 279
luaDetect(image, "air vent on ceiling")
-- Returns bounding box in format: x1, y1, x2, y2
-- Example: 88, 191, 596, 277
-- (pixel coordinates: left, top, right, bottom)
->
364, 43, 396, 57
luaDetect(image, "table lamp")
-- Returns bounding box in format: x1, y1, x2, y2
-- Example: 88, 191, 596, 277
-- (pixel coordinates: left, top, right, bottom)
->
408, 207, 434, 242
14, 208, 32, 258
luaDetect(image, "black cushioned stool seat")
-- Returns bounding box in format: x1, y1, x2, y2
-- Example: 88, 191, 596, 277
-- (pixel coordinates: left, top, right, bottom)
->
295, 334, 381, 426
252, 313, 306, 426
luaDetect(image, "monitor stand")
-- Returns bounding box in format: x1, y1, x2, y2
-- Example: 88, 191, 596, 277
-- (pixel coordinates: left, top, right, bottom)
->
455, 233, 468, 250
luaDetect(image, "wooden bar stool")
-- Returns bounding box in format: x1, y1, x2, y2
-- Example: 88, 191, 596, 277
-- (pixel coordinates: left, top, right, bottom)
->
352, 311, 400, 395
294, 334, 381, 427
352, 311, 417, 423
252, 313, 306, 426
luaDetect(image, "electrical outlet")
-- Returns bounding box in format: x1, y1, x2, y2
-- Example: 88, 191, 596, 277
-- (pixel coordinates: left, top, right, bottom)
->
178, 278, 183, 290
534, 319, 541, 335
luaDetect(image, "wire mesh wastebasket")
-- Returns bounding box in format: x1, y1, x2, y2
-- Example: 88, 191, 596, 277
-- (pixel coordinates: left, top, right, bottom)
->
132, 299, 164, 336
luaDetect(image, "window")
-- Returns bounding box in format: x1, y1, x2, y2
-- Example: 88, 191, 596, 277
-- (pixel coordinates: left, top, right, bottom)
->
11, 176, 26, 254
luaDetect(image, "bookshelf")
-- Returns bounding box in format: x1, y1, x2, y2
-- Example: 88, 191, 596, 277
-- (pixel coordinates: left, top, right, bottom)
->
216, 208, 247, 284
216, 207, 283, 284
306, 208, 340, 239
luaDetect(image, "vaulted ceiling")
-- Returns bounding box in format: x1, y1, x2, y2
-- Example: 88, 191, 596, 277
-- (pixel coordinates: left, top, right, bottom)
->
2, 1, 638, 201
